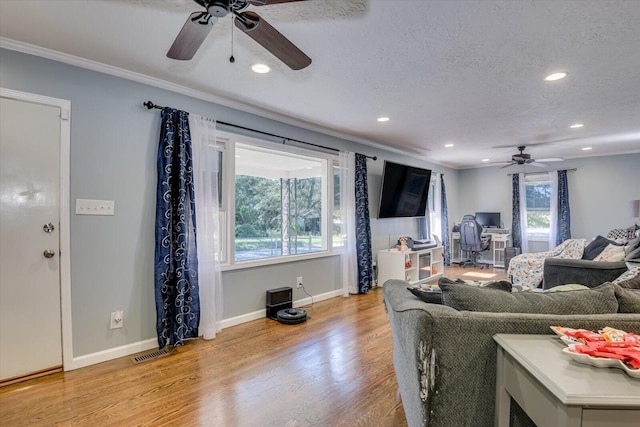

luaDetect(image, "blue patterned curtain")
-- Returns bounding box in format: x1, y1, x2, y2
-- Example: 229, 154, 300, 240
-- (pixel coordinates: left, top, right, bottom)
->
511, 173, 522, 250
440, 174, 450, 266
556, 170, 571, 245
354, 154, 373, 294
155, 107, 200, 348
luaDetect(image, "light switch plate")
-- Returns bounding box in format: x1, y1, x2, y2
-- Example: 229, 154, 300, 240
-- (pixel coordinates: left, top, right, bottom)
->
75, 199, 115, 215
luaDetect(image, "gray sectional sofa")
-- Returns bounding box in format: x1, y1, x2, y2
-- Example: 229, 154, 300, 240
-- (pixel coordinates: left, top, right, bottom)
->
542, 257, 628, 289
383, 279, 640, 427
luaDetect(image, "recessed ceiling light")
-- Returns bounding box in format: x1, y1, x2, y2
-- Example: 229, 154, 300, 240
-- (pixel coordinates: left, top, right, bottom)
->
377, 117, 390, 122
570, 123, 584, 129
582, 147, 592, 151
251, 63, 270, 74
545, 72, 568, 81
444, 143, 454, 148
481, 158, 490, 162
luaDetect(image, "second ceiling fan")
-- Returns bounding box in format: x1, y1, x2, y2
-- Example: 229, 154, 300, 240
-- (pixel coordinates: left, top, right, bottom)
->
167, 0, 312, 70
498, 146, 564, 169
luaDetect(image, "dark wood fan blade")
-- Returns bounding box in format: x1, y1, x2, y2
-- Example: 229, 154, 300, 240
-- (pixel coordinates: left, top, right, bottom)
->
167, 12, 216, 60
248, 0, 307, 6
235, 11, 311, 70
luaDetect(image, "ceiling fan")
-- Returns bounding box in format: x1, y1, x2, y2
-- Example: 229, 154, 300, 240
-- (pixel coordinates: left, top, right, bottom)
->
167, 0, 312, 70
497, 146, 564, 169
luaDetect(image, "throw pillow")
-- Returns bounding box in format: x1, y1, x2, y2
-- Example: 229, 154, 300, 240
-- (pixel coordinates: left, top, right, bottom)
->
614, 269, 640, 289
607, 228, 632, 241
613, 284, 640, 313
593, 244, 626, 262
582, 235, 624, 260
613, 267, 640, 285
407, 286, 443, 304
438, 282, 618, 314
625, 237, 640, 260
438, 276, 513, 292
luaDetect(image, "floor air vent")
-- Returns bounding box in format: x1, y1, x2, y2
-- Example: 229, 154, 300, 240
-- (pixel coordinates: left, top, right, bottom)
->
131, 348, 170, 364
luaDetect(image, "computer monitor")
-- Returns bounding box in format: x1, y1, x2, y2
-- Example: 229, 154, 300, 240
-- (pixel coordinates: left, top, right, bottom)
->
475, 212, 501, 228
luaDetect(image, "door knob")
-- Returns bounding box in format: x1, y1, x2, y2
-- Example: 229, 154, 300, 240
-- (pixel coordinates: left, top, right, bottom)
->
43, 249, 56, 258
43, 223, 55, 233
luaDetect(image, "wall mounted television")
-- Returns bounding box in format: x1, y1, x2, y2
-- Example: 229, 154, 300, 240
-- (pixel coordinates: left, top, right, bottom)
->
378, 161, 432, 219
475, 212, 501, 228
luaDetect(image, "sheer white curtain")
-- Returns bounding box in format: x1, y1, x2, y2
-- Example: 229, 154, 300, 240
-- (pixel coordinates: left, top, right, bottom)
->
549, 171, 559, 250
189, 113, 223, 339
518, 174, 529, 253
339, 151, 357, 295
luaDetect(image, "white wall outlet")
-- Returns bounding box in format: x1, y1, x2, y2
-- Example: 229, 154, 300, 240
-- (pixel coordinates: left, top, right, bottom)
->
110, 310, 124, 329
297, 276, 303, 288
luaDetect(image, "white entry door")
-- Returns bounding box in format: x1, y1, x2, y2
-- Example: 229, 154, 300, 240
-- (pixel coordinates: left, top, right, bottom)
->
0, 95, 63, 382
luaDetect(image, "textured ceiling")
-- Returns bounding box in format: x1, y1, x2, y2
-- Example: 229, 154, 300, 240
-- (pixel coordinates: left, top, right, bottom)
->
1, 0, 639, 169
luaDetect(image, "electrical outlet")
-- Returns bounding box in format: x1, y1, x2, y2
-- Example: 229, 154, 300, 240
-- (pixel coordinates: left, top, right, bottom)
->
297, 276, 303, 288
110, 310, 124, 329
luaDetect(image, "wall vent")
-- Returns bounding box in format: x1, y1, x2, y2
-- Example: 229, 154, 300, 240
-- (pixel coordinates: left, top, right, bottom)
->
131, 348, 170, 364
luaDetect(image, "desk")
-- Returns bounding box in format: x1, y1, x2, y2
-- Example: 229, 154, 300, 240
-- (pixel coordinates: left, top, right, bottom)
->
450, 230, 511, 268
494, 334, 640, 427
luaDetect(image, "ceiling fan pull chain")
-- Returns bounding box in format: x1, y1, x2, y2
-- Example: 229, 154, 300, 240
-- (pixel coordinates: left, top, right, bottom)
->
229, 15, 236, 63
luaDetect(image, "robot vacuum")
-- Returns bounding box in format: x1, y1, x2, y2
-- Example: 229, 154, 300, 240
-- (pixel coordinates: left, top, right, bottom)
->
276, 308, 308, 324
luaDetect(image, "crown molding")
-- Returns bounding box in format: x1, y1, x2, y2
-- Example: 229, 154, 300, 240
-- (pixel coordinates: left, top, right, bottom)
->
0, 37, 425, 161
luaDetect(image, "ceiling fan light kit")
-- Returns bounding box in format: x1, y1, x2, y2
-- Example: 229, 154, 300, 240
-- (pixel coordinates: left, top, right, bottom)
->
495, 145, 565, 169
167, 0, 311, 70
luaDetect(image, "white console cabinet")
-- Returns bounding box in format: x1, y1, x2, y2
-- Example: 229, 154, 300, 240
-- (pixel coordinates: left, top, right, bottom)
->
377, 247, 443, 286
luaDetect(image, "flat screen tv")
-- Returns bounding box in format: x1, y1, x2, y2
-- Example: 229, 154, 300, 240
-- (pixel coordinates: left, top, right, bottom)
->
378, 161, 432, 218
475, 212, 501, 228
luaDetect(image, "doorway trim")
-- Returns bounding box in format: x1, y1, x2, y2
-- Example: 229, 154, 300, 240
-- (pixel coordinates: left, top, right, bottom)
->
1, 88, 73, 370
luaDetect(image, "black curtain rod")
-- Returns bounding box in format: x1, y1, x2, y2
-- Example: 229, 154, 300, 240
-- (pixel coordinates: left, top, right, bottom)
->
507, 168, 577, 176
143, 101, 377, 161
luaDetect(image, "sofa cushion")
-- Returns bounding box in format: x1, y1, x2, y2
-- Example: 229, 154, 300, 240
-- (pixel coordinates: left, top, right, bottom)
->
583, 235, 623, 260
593, 244, 626, 262
439, 281, 619, 314
613, 284, 640, 313
406, 278, 512, 305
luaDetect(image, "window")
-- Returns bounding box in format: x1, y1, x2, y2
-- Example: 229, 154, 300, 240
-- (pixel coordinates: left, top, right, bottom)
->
332, 161, 344, 248
224, 136, 334, 264
524, 176, 552, 239
426, 174, 440, 239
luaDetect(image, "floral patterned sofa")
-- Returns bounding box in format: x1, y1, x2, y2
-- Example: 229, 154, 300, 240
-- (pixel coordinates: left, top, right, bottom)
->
508, 228, 638, 289
508, 238, 586, 288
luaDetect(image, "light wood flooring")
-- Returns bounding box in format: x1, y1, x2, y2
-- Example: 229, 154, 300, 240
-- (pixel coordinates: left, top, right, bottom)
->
0, 265, 507, 426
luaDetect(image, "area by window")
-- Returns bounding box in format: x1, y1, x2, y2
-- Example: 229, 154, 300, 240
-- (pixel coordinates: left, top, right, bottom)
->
215, 132, 337, 266
524, 176, 552, 239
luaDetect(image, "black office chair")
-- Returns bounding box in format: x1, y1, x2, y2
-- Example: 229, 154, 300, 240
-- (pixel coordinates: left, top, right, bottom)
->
459, 214, 491, 269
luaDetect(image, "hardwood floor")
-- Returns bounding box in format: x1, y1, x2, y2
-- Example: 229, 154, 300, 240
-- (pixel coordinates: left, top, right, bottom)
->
0, 265, 506, 426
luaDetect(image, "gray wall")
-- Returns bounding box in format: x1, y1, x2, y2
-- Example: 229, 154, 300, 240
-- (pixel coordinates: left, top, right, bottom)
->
4, 47, 635, 360
457, 154, 640, 243
0, 48, 450, 357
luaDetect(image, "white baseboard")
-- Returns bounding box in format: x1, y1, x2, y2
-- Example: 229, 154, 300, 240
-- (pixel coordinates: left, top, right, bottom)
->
219, 288, 344, 329
69, 290, 345, 371
70, 338, 158, 371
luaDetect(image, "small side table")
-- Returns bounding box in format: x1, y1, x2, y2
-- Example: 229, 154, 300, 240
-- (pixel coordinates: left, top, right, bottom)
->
494, 334, 640, 427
